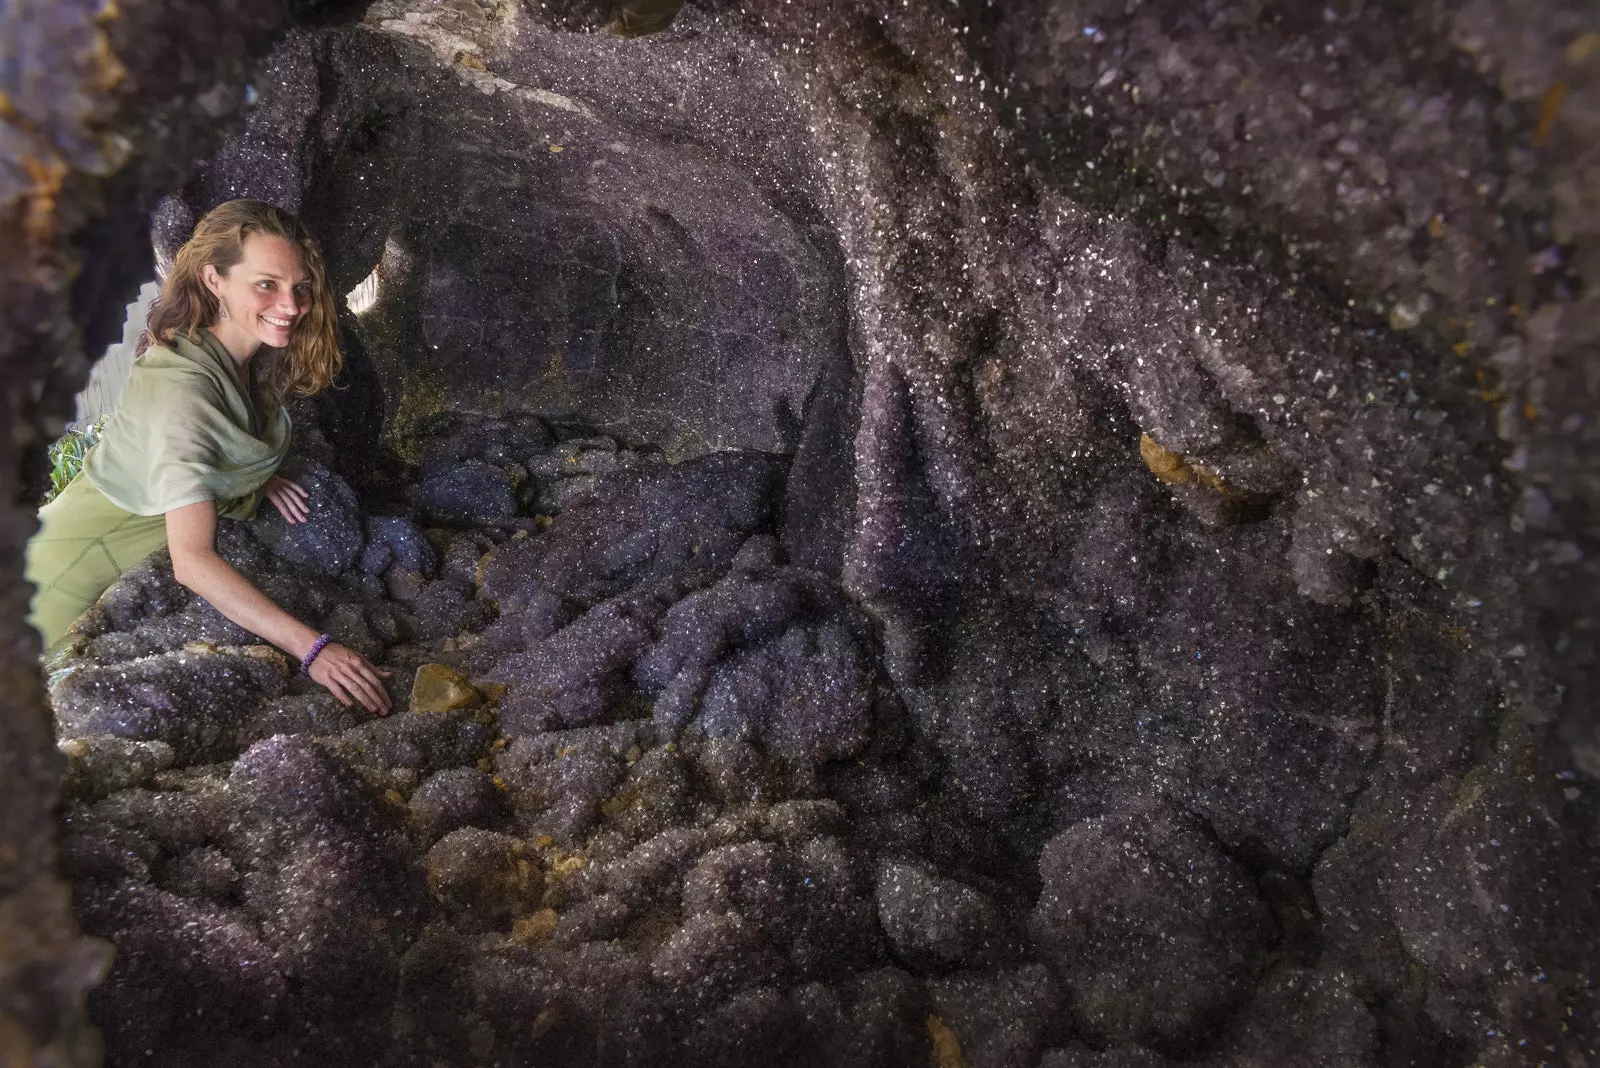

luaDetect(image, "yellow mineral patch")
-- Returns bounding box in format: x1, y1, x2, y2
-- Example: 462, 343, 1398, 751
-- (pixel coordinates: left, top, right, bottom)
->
608, 0, 684, 38
1533, 82, 1568, 146
600, 784, 642, 819
89, 21, 128, 94
238, 644, 290, 671
176, 642, 291, 674
17, 151, 66, 246
512, 908, 559, 946
530, 1008, 559, 1041
0, 92, 28, 128
1138, 433, 1234, 495
383, 371, 448, 465
551, 854, 587, 878
1139, 433, 1189, 484
410, 663, 484, 713
1568, 32, 1600, 66
926, 1015, 966, 1068
1450, 768, 1489, 819
1191, 464, 1233, 495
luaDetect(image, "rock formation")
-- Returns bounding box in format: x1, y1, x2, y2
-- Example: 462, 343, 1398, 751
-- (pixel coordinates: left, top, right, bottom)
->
3, 0, 1597, 1065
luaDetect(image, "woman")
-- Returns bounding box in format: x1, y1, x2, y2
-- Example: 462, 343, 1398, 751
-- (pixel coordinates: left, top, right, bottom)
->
26, 199, 391, 714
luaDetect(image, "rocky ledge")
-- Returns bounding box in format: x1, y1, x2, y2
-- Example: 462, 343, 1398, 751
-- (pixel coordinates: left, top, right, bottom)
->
43, 411, 1594, 1067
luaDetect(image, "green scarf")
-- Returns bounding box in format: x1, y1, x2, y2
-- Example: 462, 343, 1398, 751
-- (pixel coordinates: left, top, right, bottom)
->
83, 328, 291, 518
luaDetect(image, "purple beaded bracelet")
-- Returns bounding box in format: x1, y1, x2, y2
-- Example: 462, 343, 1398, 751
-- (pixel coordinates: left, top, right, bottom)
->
300, 633, 332, 676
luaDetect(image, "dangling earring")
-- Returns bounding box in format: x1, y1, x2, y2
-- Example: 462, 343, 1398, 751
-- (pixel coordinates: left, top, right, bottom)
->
218, 298, 230, 321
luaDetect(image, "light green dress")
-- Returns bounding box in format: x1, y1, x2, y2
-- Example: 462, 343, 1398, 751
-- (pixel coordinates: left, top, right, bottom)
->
25, 329, 290, 650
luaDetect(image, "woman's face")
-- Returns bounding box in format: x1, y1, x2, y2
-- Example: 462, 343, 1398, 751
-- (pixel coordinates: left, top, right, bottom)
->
203, 232, 313, 351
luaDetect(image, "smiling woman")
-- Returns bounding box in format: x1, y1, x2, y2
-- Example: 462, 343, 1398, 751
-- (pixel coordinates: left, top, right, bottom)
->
146, 198, 341, 406
23, 199, 392, 713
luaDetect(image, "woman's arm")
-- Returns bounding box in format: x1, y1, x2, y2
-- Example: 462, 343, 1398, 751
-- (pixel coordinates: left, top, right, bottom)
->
166, 500, 391, 713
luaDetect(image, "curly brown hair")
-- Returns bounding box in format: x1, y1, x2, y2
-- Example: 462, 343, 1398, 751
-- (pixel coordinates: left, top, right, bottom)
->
141, 199, 340, 405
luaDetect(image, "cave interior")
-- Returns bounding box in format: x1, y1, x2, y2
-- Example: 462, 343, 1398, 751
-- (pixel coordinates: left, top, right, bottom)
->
2, 0, 1598, 1066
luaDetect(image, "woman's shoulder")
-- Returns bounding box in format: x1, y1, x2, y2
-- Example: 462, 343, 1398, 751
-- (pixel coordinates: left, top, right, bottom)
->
126, 338, 228, 407
137, 329, 201, 360
135, 334, 190, 364
135, 334, 221, 378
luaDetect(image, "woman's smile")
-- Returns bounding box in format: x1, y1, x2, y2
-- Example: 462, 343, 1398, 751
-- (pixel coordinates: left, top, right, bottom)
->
204, 231, 313, 361
260, 311, 298, 341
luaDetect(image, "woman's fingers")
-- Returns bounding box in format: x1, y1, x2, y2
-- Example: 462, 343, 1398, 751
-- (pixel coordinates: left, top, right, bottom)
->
324, 676, 353, 708
266, 477, 311, 524
367, 664, 394, 713
311, 648, 360, 709
336, 656, 391, 715
308, 645, 393, 715
283, 484, 310, 518
274, 487, 309, 524
340, 673, 377, 714
346, 668, 391, 716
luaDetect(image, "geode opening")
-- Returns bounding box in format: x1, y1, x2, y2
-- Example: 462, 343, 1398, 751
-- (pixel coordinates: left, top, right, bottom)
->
4, 2, 1597, 1067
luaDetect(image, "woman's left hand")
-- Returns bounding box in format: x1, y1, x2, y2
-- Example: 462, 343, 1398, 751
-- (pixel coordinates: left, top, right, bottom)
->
307, 642, 393, 715
264, 475, 311, 524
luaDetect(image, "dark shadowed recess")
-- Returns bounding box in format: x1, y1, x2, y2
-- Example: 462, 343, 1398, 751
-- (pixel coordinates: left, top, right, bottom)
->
4, 1, 1598, 1066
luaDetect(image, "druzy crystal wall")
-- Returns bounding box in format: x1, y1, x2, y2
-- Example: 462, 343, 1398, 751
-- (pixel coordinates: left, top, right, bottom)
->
2, 1, 1596, 1065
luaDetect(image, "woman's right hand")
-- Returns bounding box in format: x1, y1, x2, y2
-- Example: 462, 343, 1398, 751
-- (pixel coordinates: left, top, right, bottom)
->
308, 642, 393, 715
263, 475, 310, 524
